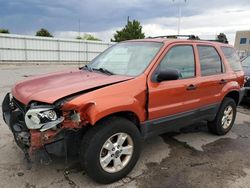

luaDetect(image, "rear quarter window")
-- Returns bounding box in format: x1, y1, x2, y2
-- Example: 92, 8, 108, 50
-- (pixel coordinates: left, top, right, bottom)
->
221, 47, 242, 72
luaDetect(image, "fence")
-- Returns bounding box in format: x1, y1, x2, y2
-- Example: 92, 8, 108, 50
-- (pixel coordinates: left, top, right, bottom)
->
0, 34, 114, 64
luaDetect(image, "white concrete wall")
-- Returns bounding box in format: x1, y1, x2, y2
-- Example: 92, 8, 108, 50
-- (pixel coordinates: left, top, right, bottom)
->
0, 34, 114, 64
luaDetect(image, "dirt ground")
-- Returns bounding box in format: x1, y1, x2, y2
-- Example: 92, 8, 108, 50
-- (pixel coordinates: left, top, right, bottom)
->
0, 64, 250, 188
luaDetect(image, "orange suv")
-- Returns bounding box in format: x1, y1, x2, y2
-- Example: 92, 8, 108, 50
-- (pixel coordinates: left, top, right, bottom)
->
2, 36, 245, 183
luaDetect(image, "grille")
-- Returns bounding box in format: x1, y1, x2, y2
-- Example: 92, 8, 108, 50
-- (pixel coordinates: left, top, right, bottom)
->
12, 98, 26, 114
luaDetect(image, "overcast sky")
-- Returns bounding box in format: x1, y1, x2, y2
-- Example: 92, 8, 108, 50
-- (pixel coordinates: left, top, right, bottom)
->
1, 0, 250, 44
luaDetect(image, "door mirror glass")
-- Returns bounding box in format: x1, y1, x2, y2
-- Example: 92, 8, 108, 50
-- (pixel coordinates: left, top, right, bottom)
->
156, 69, 179, 82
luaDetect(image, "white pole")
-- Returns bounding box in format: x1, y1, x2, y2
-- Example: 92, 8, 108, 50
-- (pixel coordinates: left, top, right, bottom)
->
78, 19, 81, 67
177, 5, 181, 35
174, 0, 187, 35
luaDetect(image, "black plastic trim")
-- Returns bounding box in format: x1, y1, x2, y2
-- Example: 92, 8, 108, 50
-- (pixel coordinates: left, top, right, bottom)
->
141, 103, 220, 139
2, 93, 11, 126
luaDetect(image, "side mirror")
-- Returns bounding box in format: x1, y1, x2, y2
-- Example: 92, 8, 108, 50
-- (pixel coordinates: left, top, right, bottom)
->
156, 69, 179, 82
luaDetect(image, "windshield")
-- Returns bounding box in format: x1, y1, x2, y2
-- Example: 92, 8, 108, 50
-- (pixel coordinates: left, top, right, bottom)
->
88, 42, 163, 76
242, 56, 250, 67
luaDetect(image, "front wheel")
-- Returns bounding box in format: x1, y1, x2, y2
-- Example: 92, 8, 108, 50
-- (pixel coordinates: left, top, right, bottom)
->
79, 117, 142, 184
208, 97, 237, 135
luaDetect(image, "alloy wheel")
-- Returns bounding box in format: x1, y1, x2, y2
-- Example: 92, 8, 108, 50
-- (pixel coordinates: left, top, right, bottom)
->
99, 133, 134, 173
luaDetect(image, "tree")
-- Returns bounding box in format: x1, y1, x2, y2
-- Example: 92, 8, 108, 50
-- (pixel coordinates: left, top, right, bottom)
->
36, 28, 53, 37
0, 29, 9, 34
111, 19, 145, 42
76, 34, 101, 41
216, 33, 228, 44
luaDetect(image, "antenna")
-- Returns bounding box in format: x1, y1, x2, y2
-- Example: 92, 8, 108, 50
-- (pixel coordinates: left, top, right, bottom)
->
173, 0, 187, 35
78, 19, 81, 68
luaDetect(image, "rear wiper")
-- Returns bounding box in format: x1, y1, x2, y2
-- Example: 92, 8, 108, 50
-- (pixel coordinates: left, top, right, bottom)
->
92, 68, 114, 75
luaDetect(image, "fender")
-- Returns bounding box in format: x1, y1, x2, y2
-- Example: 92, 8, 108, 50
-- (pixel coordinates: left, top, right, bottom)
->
61, 75, 147, 126
78, 95, 146, 125
221, 80, 240, 100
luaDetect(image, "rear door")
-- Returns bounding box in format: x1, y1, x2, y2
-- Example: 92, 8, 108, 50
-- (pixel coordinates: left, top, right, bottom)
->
194, 45, 228, 106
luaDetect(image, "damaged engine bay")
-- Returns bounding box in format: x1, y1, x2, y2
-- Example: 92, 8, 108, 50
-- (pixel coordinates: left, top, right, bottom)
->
2, 92, 89, 168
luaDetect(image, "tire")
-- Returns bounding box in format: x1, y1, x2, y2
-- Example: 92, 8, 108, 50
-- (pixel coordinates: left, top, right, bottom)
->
79, 116, 142, 184
208, 97, 237, 135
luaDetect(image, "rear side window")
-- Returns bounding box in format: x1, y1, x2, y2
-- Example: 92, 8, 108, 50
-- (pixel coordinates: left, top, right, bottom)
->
198, 46, 224, 76
159, 45, 195, 79
221, 47, 242, 72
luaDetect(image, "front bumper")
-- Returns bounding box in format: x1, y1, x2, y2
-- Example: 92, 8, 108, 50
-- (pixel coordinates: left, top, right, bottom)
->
2, 93, 13, 127
2, 93, 82, 159
2, 93, 30, 150
2, 93, 34, 167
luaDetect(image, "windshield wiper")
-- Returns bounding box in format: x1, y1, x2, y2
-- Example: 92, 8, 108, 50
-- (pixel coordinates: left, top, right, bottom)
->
92, 68, 114, 75
82, 64, 93, 72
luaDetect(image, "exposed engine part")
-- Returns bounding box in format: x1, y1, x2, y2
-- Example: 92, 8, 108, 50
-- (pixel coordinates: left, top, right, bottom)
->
70, 111, 81, 122
15, 131, 30, 146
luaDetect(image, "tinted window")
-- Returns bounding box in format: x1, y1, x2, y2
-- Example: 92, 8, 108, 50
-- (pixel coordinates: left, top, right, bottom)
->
221, 47, 242, 71
159, 45, 195, 79
240, 38, 247, 44
198, 46, 223, 76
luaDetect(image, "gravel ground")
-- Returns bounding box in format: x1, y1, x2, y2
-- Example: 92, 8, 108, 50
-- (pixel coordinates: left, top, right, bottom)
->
0, 64, 250, 188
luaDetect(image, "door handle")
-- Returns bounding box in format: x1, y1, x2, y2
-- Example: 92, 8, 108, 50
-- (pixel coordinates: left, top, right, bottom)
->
186, 84, 197, 91
219, 79, 227, 84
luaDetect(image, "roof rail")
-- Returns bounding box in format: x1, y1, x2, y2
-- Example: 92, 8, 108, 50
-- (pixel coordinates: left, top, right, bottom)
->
148, 35, 228, 43
149, 35, 198, 39
205, 39, 229, 44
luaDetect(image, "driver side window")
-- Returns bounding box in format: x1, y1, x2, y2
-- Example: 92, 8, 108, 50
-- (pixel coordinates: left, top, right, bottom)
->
159, 45, 195, 79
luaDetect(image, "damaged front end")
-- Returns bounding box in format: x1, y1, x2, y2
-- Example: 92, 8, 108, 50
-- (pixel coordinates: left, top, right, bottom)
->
2, 93, 86, 168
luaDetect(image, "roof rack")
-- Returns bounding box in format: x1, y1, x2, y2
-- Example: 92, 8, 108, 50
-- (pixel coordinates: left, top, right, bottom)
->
149, 35, 198, 39
148, 35, 228, 43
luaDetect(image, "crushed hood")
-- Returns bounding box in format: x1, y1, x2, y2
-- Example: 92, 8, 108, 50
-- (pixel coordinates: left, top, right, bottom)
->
12, 69, 132, 105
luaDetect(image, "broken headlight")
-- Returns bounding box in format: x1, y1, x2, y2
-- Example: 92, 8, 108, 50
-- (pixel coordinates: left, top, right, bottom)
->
25, 106, 64, 132
41, 110, 58, 121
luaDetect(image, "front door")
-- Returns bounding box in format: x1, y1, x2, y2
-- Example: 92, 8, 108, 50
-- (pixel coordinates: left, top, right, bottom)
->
148, 44, 201, 120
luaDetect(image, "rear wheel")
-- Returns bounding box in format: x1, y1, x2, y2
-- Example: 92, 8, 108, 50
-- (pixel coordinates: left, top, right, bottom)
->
79, 117, 142, 184
208, 97, 236, 135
